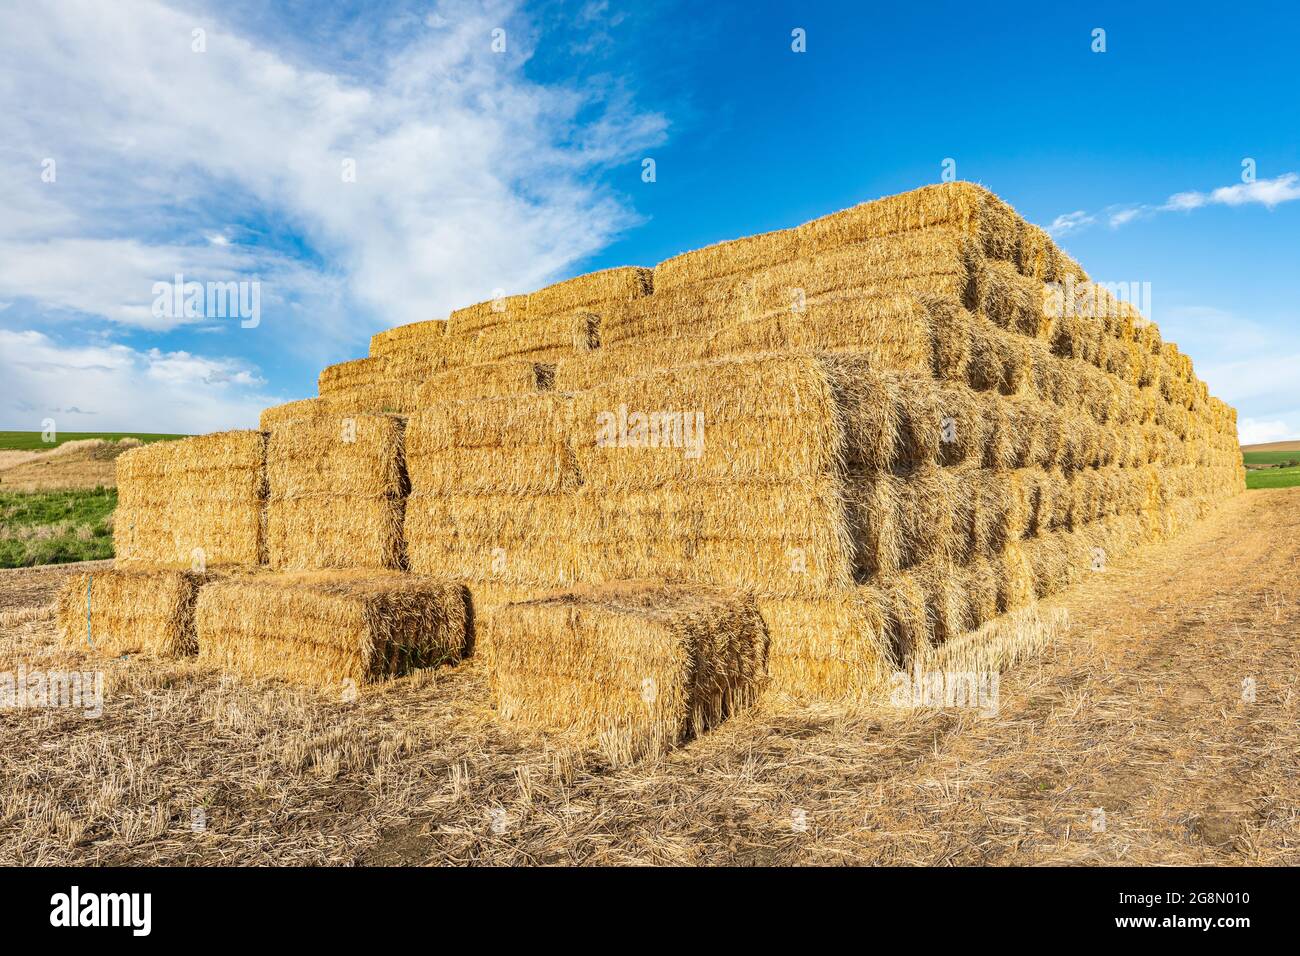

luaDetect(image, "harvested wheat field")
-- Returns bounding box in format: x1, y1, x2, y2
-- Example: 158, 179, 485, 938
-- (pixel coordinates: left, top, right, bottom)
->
0, 488, 1295, 865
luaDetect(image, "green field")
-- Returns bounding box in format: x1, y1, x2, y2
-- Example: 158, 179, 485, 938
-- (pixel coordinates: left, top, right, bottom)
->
1243, 451, 1300, 490
0, 488, 117, 567
1242, 450, 1300, 466
0, 431, 185, 451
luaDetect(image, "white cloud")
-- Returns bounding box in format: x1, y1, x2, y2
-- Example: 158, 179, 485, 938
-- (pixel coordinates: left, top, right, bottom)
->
1046, 210, 1095, 236
1238, 417, 1300, 446
0, 0, 665, 339
1164, 173, 1300, 212
0, 329, 275, 434
1107, 205, 1146, 227
1050, 173, 1300, 236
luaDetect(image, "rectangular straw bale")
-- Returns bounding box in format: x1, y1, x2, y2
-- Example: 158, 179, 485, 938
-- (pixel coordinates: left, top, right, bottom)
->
525, 266, 653, 316
573, 476, 855, 597
259, 397, 342, 431
795, 181, 1032, 267
447, 295, 530, 335
554, 336, 719, 392
996, 543, 1037, 613
748, 226, 972, 312
654, 224, 800, 290
439, 320, 577, 368
114, 430, 266, 568
319, 357, 386, 395
572, 353, 843, 489
404, 492, 578, 588
264, 413, 406, 570
598, 277, 751, 350
417, 359, 553, 404
758, 587, 893, 701
715, 293, 934, 371
484, 582, 769, 765
383, 348, 447, 384
266, 497, 404, 571
915, 558, 975, 645
406, 393, 576, 495
876, 568, 934, 665
971, 259, 1045, 337
369, 318, 447, 357
56, 567, 207, 657
196, 572, 468, 687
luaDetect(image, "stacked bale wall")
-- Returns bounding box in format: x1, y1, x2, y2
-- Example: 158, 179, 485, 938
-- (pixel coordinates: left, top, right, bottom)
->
109, 181, 1244, 708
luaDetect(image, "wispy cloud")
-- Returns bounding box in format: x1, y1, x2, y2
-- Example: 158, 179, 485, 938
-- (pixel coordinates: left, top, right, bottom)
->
0, 0, 665, 335
1238, 417, 1300, 447
0, 0, 665, 428
1164, 173, 1300, 211
1047, 173, 1300, 237
1046, 210, 1096, 236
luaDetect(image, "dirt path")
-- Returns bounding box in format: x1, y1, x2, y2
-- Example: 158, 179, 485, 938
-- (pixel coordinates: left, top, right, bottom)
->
0, 493, 1294, 866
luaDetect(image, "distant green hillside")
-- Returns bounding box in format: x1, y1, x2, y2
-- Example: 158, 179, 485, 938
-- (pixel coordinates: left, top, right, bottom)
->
0, 431, 185, 451
1243, 450, 1300, 490
1242, 450, 1300, 467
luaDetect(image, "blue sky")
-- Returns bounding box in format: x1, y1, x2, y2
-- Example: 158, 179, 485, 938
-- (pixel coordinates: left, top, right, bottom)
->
2, 0, 1298, 442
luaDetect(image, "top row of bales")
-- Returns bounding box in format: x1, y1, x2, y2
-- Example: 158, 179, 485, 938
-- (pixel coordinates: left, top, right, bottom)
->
279, 184, 1088, 426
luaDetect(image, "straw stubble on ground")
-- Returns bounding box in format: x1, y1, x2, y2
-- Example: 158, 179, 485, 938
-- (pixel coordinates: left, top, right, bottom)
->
0, 488, 1294, 865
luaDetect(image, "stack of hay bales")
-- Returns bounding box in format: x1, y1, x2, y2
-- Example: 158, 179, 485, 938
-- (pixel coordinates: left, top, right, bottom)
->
400, 182, 1244, 702
100, 181, 1243, 721
114, 431, 266, 568
265, 412, 408, 570
482, 581, 769, 765
195, 572, 468, 686
403, 392, 578, 648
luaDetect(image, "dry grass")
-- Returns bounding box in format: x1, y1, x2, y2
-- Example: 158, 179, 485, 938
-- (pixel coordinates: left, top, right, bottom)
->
0, 490, 1294, 865
0, 438, 143, 492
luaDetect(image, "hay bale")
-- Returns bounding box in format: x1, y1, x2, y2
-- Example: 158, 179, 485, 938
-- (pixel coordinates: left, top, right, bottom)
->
114, 430, 266, 568
318, 357, 386, 395
654, 225, 800, 290
554, 336, 720, 392
794, 181, 1029, 266
369, 318, 447, 357
572, 353, 843, 488
758, 587, 892, 701
417, 359, 554, 404
484, 581, 768, 765
405, 492, 578, 588
572, 476, 856, 597
196, 572, 468, 686
259, 397, 341, 431
525, 266, 653, 315
713, 293, 934, 371
55, 568, 207, 657
598, 279, 749, 351
265, 414, 406, 570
